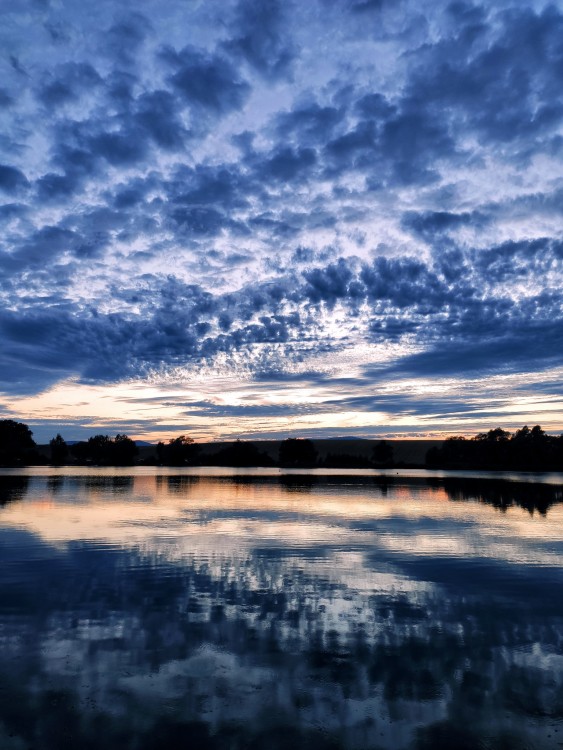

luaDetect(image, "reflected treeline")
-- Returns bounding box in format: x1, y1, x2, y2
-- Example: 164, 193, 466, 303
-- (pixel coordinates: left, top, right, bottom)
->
438, 476, 563, 515
1, 529, 562, 750
1, 473, 562, 517
0, 476, 29, 505
161, 475, 201, 493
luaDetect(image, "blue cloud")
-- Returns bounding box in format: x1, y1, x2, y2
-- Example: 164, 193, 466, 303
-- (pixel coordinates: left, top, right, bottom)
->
163, 45, 251, 114
0, 165, 29, 192
0, 0, 561, 434
223, 0, 295, 80
36, 62, 102, 106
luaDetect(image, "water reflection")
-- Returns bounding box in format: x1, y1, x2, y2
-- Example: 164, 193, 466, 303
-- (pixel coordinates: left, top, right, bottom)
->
0, 476, 29, 505
440, 476, 563, 515
0, 471, 562, 749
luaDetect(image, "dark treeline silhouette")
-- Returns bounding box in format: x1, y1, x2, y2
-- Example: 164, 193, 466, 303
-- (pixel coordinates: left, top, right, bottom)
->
0, 420, 40, 466
426, 425, 563, 471
70, 434, 139, 466
206, 440, 275, 467
3, 419, 563, 471
156, 435, 200, 466
279, 438, 318, 467
49, 434, 68, 465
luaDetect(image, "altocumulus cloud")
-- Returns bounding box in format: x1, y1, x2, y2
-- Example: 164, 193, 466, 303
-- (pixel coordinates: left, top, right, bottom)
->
0, 0, 561, 437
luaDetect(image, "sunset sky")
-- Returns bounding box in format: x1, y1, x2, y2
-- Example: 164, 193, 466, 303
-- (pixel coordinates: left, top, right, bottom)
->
1, 0, 562, 443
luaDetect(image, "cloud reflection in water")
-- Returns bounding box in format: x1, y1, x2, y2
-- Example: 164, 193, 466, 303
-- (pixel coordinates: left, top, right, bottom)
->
0, 470, 562, 749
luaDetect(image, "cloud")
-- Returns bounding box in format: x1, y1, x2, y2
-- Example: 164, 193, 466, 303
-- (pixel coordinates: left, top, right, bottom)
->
163, 45, 251, 115
36, 62, 102, 107
0, 164, 29, 192
303, 258, 355, 306
102, 12, 153, 66
404, 4, 563, 149
134, 89, 188, 150
223, 0, 295, 80
273, 102, 346, 146
0, 0, 561, 433
257, 146, 317, 183
402, 210, 489, 242
385, 319, 563, 378
0, 89, 14, 108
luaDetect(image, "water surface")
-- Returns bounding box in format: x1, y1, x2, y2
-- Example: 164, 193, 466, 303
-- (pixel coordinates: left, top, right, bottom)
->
1, 468, 562, 749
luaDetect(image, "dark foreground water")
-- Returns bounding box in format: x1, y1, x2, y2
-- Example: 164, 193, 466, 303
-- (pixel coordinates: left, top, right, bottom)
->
1, 468, 563, 750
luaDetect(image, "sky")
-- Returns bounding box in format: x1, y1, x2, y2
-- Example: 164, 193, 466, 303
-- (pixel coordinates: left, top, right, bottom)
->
0, 0, 562, 444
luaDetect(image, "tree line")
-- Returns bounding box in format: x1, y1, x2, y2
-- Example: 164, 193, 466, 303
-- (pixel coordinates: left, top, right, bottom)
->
0, 420, 396, 468
1, 418, 562, 470
426, 425, 563, 471
0, 421, 140, 466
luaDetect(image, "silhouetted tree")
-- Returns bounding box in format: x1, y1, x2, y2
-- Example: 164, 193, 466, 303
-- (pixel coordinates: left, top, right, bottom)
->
70, 434, 138, 465
323, 453, 373, 468
372, 440, 394, 467
110, 434, 138, 465
49, 434, 68, 465
279, 438, 317, 468
87, 434, 113, 464
0, 419, 36, 465
70, 440, 90, 463
209, 440, 275, 467
162, 435, 199, 466
475, 427, 511, 443
426, 425, 563, 470
156, 441, 165, 464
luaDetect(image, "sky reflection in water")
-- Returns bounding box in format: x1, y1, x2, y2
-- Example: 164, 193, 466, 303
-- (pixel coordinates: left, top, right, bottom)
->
1, 469, 563, 750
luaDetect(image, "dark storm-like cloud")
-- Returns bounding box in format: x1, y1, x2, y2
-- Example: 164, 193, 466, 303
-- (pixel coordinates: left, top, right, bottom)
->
170, 164, 252, 211
378, 110, 457, 185
0, 0, 561, 420
35, 170, 83, 201
89, 129, 149, 166
0, 214, 116, 275
404, 3, 563, 149
257, 146, 317, 183
303, 258, 355, 306
0, 203, 28, 221
360, 256, 469, 311
2, 239, 561, 395
0, 165, 29, 192
102, 12, 153, 66
34, 86, 189, 203
36, 62, 102, 107
223, 0, 295, 80
402, 210, 489, 241
163, 45, 251, 114
473, 238, 563, 284
319, 99, 456, 186
273, 102, 346, 146
133, 89, 188, 150
0, 89, 14, 108
384, 320, 563, 378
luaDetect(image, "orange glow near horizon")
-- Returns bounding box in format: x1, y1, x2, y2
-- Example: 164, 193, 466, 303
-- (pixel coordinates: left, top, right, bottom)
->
1, 366, 563, 443
1, 473, 560, 573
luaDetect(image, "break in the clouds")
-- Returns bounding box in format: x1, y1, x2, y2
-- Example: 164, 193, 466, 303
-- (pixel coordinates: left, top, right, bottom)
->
0, 0, 562, 441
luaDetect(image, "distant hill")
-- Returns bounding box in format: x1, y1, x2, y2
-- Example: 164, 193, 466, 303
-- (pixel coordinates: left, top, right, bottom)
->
37, 438, 443, 468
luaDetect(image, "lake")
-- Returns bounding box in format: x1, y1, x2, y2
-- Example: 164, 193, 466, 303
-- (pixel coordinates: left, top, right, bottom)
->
1, 467, 563, 750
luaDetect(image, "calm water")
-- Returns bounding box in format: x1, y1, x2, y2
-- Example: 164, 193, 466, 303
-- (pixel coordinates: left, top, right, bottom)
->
1, 468, 563, 750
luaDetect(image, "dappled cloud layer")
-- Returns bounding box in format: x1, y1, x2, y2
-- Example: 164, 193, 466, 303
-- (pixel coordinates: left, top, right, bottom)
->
0, 0, 562, 439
